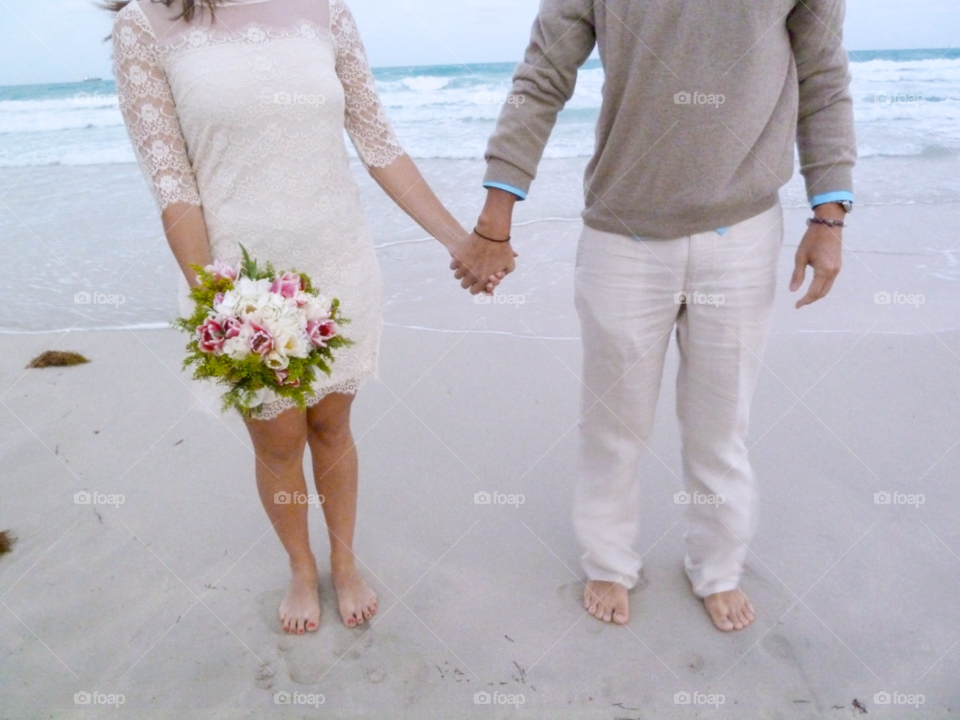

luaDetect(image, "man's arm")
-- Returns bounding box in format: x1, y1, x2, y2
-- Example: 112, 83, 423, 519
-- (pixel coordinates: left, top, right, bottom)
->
456, 0, 597, 293
786, 0, 856, 308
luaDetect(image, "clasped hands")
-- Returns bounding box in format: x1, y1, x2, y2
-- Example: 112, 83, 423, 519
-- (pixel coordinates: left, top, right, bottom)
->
449, 188, 519, 294
449, 229, 517, 295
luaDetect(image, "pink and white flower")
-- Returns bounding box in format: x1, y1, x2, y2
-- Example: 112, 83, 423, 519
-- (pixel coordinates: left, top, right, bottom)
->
273, 369, 301, 387
270, 271, 302, 299
306, 318, 338, 348
196, 317, 226, 354
205, 259, 239, 282
247, 321, 274, 357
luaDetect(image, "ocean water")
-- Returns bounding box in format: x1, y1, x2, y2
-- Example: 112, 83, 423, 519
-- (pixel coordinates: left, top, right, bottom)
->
2, 49, 959, 335
2, 50, 959, 171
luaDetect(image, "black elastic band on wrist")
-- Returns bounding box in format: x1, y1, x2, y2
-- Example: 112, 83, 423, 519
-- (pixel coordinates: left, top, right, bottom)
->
473, 227, 511, 243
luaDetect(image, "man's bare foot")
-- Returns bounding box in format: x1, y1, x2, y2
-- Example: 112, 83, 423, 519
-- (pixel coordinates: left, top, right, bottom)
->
583, 580, 630, 624
279, 558, 321, 635
703, 588, 755, 632
331, 560, 377, 628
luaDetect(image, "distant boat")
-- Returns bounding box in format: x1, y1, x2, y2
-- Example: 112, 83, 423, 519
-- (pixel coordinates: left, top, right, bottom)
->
81, 76, 103, 82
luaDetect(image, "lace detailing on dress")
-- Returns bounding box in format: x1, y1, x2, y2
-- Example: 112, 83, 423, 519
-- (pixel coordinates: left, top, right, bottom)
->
112, 3, 202, 211
113, 0, 388, 417
330, 0, 405, 168
249, 374, 370, 421
156, 19, 331, 57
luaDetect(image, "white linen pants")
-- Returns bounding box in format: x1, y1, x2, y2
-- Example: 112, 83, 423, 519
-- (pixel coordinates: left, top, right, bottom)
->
573, 202, 783, 598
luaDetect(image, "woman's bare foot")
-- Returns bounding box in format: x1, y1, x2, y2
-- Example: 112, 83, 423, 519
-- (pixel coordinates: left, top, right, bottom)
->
331, 560, 377, 628
583, 580, 630, 624
703, 588, 755, 631
279, 558, 321, 635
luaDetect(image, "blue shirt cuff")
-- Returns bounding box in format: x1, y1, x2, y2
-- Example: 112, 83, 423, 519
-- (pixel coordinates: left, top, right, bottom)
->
810, 191, 853, 208
483, 182, 527, 201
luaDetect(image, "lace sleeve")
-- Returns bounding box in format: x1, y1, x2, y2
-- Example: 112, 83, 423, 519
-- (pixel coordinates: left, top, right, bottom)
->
112, 2, 202, 211
330, 0, 405, 168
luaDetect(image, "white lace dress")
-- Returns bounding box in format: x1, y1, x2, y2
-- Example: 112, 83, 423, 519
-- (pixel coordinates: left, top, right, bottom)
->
113, 0, 404, 420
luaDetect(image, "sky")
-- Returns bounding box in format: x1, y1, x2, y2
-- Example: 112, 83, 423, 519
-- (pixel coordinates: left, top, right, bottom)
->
0, 0, 957, 86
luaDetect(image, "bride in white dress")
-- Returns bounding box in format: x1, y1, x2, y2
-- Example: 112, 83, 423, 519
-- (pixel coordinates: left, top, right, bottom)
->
110, 0, 506, 635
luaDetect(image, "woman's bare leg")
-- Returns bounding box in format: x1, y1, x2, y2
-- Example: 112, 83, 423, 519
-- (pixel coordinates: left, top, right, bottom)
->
244, 408, 319, 635
306, 392, 377, 628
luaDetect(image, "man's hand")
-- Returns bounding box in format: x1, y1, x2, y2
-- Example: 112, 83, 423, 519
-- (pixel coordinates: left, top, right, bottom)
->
449, 231, 517, 295
790, 205, 844, 309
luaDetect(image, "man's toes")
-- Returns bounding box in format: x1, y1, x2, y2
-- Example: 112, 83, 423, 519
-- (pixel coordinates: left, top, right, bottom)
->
613, 608, 629, 625
709, 606, 734, 631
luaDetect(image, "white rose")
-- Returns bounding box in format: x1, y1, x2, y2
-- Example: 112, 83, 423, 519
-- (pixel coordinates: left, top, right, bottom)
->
222, 335, 249, 360
214, 289, 241, 317
257, 292, 286, 320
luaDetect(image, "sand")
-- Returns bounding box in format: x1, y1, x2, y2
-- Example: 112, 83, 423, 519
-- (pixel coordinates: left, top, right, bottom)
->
2, 157, 960, 718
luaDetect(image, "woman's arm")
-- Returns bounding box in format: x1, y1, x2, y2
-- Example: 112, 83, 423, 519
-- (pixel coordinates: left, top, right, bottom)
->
161, 203, 212, 287
331, 0, 507, 291
365, 155, 465, 252
113, 3, 208, 286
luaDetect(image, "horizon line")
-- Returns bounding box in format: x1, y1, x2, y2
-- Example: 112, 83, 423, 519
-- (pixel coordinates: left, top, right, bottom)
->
0, 46, 957, 89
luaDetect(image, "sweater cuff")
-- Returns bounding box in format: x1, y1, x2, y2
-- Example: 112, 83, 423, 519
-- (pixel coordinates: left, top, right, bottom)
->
483, 182, 527, 200
805, 165, 854, 207
811, 191, 853, 209
484, 158, 535, 198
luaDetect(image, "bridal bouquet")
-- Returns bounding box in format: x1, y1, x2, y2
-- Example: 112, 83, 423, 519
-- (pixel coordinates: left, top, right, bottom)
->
174, 246, 350, 416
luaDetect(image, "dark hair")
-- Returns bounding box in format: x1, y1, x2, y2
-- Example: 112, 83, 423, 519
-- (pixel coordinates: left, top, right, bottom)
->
101, 0, 221, 22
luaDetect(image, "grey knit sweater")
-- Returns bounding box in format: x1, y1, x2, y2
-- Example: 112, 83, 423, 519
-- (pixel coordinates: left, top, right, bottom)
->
483, 0, 856, 238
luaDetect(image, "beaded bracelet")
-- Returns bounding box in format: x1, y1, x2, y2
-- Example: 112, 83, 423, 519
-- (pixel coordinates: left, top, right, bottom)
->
807, 217, 846, 229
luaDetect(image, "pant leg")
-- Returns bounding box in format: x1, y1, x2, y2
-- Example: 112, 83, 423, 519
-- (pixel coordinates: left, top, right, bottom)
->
674, 203, 784, 598
573, 224, 686, 589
